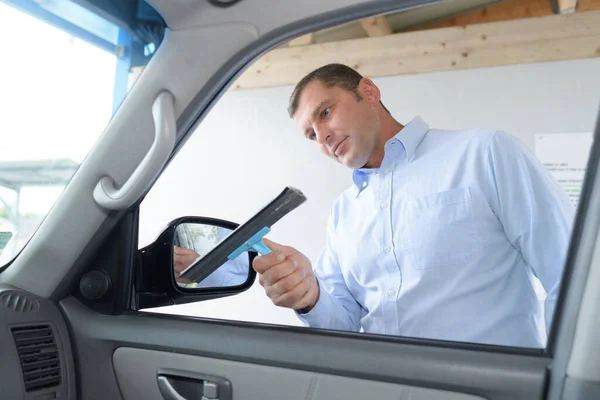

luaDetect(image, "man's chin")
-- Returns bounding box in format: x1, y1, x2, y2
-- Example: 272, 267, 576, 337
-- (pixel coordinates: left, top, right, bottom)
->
341, 156, 368, 170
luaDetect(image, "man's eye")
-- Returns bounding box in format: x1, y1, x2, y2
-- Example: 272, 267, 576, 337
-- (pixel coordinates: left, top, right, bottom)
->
322, 108, 330, 118
309, 132, 316, 140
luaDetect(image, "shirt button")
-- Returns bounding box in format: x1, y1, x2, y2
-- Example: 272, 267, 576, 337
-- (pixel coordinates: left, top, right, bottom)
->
380, 202, 388, 208
383, 246, 391, 253
387, 289, 396, 296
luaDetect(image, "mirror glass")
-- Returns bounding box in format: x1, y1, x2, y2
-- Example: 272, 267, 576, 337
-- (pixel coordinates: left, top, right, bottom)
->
172, 223, 250, 289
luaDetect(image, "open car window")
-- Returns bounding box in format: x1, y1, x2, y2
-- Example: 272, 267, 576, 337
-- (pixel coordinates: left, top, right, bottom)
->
138, 3, 600, 351
0, 0, 165, 266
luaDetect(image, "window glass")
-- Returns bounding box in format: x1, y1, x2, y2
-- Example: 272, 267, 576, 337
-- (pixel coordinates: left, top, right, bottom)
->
0, 1, 164, 264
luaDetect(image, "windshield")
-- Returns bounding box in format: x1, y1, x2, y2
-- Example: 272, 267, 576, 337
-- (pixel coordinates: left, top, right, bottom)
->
0, 0, 165, 265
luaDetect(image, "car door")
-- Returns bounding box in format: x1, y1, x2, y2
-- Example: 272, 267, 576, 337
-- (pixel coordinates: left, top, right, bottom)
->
1, 0, 599, 400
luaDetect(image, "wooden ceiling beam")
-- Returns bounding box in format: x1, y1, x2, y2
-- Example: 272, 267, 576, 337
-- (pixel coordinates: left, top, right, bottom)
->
580, 0, 600, 10
359, 16, 393, 37
287, 33, 316, 47
232, 10, 600, 90
412, 0, 600, 31
557, 0, 578, 12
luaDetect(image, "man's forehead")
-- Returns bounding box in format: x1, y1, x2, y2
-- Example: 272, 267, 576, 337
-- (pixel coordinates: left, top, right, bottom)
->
299, 81, 334, 105
294, 81, 336, 122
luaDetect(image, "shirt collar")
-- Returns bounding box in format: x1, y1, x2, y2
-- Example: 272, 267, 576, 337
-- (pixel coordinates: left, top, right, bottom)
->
397, 116, 429, 163
352, 116, 430, 194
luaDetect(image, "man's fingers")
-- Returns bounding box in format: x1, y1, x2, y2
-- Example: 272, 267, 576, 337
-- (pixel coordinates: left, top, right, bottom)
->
174, 263, 185, 274
173, 255, 186, 271
272, 276, 312, 309
268, 263, 306, 296
252, 250, 286, 274
253, 239, 298, 274
178, 248, 196, 256
290, 276, 318, 310
262, 238, 298, 257
261, 258, 298, 286
262, 238, 286, 253
253, 239, 315, 310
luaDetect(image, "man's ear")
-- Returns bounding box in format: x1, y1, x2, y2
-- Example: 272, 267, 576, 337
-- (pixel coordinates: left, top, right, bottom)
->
358, 78, 381, 105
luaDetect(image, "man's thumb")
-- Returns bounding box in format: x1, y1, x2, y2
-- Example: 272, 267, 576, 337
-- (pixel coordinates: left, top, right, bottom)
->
262, 238, 288, 254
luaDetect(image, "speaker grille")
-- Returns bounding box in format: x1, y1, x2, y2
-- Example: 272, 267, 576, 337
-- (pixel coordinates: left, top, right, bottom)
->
1, 291, 39, 312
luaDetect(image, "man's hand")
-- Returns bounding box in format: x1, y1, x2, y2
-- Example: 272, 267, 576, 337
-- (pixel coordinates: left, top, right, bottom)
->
252, 238, 319, 312
173, 246, 200, 283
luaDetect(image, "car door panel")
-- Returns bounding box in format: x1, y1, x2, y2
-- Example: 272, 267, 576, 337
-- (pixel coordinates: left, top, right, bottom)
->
113, 348, 485, 400
60, 296, 548, 400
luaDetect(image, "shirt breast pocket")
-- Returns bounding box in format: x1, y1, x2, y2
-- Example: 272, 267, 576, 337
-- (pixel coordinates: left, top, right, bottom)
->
399, 187, 478, 270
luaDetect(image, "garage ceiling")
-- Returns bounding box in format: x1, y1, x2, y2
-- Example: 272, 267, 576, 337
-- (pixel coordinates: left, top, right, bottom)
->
233, 0, 600, 89
289, 0, 599, 46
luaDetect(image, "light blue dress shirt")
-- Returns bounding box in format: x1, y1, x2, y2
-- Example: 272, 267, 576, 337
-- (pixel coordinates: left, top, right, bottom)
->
298, 117, 574, 348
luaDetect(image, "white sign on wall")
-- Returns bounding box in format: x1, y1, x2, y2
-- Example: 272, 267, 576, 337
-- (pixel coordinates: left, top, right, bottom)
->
535, 133, 594, 209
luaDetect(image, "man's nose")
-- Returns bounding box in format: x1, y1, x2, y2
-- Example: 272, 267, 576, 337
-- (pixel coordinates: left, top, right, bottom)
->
314, 126, 331, 145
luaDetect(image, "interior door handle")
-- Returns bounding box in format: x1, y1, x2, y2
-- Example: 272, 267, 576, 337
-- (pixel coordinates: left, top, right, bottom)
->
93, 90, 176, 210
157, 369, 232, 400
157, 376, 188, 400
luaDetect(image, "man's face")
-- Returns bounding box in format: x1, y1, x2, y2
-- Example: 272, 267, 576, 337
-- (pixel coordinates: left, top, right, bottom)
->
293, 80, 381, 169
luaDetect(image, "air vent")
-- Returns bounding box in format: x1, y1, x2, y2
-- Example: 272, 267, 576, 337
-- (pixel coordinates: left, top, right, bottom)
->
1, 291, 39, 312
11, 325, 61, 392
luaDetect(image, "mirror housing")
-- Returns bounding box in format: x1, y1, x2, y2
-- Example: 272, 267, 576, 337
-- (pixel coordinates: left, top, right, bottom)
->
136, 216, 257, 310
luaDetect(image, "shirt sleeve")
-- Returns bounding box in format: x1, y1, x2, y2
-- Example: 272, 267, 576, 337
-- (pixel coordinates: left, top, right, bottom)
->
487, 131, 575, 334
295, 206, 362, 331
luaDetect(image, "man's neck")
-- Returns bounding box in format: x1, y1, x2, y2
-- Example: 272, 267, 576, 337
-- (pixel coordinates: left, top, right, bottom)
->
381, 115, 404, 144
365, 111, 404, 168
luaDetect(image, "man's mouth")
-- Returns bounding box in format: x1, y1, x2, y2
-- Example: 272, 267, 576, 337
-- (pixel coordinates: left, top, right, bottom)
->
333, 138, 347, 157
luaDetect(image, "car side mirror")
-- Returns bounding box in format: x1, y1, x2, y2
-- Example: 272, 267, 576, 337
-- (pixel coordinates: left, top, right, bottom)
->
172, 221, 254, 290
136, 216, 257, 309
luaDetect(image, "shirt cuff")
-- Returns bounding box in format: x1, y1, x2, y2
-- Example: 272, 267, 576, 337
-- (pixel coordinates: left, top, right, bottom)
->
295, 286, 335, 328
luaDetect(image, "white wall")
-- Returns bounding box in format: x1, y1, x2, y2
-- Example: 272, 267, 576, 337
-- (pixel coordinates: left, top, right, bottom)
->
139, 58, 600, 325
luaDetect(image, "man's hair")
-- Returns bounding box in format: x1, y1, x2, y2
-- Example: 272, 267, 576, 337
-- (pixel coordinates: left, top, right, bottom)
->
287, 63, 390, 118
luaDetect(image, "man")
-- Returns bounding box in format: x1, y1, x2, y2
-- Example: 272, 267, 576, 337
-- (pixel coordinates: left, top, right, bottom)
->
253, 63, 574, 348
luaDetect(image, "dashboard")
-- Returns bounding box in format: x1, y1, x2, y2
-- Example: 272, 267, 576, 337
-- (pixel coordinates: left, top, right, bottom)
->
0, 284, 75, 400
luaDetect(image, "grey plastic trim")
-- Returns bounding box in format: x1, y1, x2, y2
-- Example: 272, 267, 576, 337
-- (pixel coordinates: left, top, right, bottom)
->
561, 377, 600, 400
117, 348, 484, 400
0, 284, 76, 400
93, 91, 176, 210
60, 296, 549, 400
566, 221, 600, 382
547, 108, 600, 400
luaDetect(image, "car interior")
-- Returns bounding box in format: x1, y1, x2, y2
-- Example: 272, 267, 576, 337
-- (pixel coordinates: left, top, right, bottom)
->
1, 0, 600, 399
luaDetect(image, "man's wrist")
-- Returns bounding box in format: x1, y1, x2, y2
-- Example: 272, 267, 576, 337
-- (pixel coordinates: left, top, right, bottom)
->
297, 278, 320, 314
